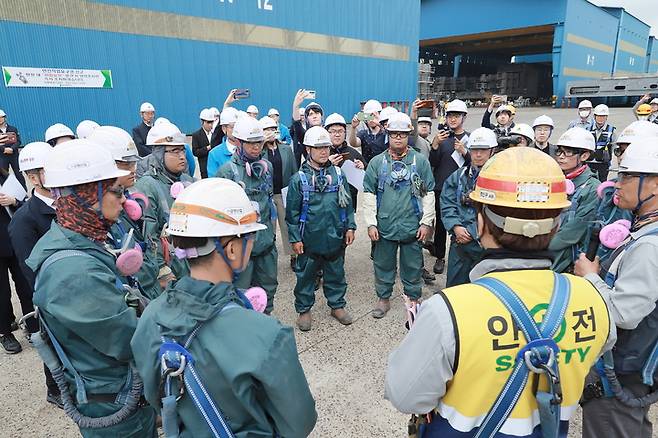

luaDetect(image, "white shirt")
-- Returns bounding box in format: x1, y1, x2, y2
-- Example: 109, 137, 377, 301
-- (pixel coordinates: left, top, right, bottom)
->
34, 190, 56, 208
227, 141, 237, 154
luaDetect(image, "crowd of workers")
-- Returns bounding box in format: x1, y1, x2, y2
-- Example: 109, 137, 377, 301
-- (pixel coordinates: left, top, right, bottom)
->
0, 89, 657, 437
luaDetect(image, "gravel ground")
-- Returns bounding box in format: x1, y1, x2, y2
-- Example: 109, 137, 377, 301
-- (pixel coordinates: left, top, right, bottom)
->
1, 106, 655, 437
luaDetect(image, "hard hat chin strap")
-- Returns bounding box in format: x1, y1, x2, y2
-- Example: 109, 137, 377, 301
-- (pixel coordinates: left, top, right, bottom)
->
483, 205, 559, 238
214, 237, 249, 282
633, 174, 656, 213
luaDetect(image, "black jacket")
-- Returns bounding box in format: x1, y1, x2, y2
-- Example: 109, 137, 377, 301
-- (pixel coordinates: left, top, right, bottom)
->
0, 171, 22, 258
191, 127, 221, 178
290, 120, 307, 167
132, 122, 152, 157
0, 124, 25, 188
428, 131, 470, 192
8, 193, 56, 287
211, 126, 224, 149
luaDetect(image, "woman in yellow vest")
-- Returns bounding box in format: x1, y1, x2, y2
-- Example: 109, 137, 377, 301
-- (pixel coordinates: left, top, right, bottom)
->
385, 147, 616, 438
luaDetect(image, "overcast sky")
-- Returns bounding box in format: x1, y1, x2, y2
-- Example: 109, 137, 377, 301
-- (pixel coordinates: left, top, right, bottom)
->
590, 0, 658, 35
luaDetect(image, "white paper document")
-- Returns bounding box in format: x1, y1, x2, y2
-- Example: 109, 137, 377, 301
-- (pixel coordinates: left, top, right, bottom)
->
281, 186, 289, 208
451, 134, 469, 167
341, 160, 365, 192
1, 173, 27, 201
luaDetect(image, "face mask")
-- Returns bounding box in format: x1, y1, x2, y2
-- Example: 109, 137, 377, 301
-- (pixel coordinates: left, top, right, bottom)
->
599, 219, 631, 249
107, 228, 144, 276
579, 110, 590, 118
123, 192, 149, 221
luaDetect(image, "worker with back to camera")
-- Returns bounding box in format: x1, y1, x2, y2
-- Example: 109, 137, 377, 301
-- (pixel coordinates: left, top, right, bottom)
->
26, 140, 157, 437
217, 116, 279, 314
588, 104, 616, 182
349, 99, 387, 166
76, 120, 99, 140
88, 126, 162, 299
291, 89, 324, 166
386, 146, 615, 438
206, 107, 240, 178
440, 127, 497, 287
363, 112, 435, 319
130, 177, 318, 438
509, 123, 535, 147
7, 142, 60, 404
135, 121, 195, 285
574, 136, 658, 438
581, 121, 658, 264
45, 123, 75, 146
548, 127, 599, 273
132, 102, 155, 157
568, 100, 594, 130
533, 114, 557, 157
260, 115, 298, 271
428, 99, 470, 276
632, 94, 658, 123
481, 95, 515, 136
286, 126, 356, 331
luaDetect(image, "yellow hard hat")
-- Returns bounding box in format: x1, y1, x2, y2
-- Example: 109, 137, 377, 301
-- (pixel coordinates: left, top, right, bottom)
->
637, 103, 653, 116
470, 147, 570, 210
507, 104, 517, 115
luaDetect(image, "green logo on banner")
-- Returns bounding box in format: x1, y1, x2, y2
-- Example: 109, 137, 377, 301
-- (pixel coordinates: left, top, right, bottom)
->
3, 68, 11, 87
101, 70, 113, 88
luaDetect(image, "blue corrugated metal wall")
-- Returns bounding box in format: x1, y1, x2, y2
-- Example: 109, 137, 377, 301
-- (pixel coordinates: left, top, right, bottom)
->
647, 37, 658, 74
0, 0, 419, 142
603, 7, 650, 76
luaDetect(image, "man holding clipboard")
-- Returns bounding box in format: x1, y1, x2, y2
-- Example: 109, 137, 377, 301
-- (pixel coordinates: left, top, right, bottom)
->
0, 109, 25, 189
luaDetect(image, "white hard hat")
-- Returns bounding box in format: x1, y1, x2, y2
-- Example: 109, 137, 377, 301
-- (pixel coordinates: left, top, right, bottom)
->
510, 123, 535, 142
167, 178, 267, 238
445, 99, 468, 114
209, 107, 220, 118
146, 122, 186, 146
140, 102, 155, 113
324, 113, 347, 128
45, 123, 75, 143
619, 139, 658, 174
76, 120, 100, 139
495, 105, 513, 116
43, 139, 130, 188
267, 108, 280, 116
418, 116, 432, 125
259, 116, 278, 130
651, 98, 658, 105
0, 109, 6, 117
578, 100, 593, 109
386, 112, 413, 132
593, 104, 610, 116
199, 108, 214, 121
88, 126, 140, 162
556, 127, 596, 151
468, 128, 497, 149
303, 126, 332, 148
154, 117, 170, 126
19, 142, 53, 172
616, 121, 658, 145
220, 107, 239, 125
246, 105, 259, 114
363, 99, 383, 115
233, 116, 264, 142
379, 106, 398, 123
532, 115, 554, 129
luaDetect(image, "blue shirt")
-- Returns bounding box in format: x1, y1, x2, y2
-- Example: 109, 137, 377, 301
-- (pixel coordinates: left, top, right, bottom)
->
278, 123, 292, 144
207, 139, 235, 177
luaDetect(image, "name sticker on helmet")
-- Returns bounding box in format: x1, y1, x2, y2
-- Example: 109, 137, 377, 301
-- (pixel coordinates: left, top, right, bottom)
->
517, 182, 549, 202
168, 213, 187, 233
479, 189, 496, 201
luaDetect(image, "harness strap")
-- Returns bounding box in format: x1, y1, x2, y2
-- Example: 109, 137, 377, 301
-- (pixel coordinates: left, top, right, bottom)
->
472, 273, 570, 438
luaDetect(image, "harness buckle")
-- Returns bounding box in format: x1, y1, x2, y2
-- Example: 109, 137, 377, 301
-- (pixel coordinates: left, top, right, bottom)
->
538, 363, 563, 405
518, 338, 559, 373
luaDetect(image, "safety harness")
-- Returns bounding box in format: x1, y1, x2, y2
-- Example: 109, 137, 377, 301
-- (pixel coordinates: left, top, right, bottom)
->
158, 291, 266, 438
376, 154, 425, 220
298, 166, 349, 238
471, 272, 570, 438
29, 250, 144, 429
230, 161, 277, 222
584, 228, 658, 407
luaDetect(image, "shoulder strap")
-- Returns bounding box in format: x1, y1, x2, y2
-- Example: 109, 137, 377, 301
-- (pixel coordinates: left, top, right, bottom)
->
298, 170, 311, 238
472, 273, 570, 438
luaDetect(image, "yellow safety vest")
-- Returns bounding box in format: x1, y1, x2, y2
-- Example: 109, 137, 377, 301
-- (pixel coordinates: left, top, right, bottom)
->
439, 270, 609, 436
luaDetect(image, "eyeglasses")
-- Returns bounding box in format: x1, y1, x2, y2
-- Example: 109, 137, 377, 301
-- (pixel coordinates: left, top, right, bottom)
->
388, 132, 409, 139
328, 129, 345, 135
106, 185, 125, 197
555, 147, 579, 157
535, 126, 551, 134
165, 148, 186, 156
618, 172, 643, 183
203, 120, 214, 124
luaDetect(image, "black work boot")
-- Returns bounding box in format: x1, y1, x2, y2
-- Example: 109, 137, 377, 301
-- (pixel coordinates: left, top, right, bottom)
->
433, 258, 445, 274
0, 333, 22, 354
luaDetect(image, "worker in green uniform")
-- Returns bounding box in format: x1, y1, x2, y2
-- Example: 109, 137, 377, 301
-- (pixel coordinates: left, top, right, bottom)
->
27, 140, 157, 437
440, 127, 497, 287
131, 178, 317, 437
89, 126, 162, 299
549, 127, 599, 273
363, 112, 436, 318
285, 126, 356, 331
135, 121, 194, 284
216, 115, 278, 313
